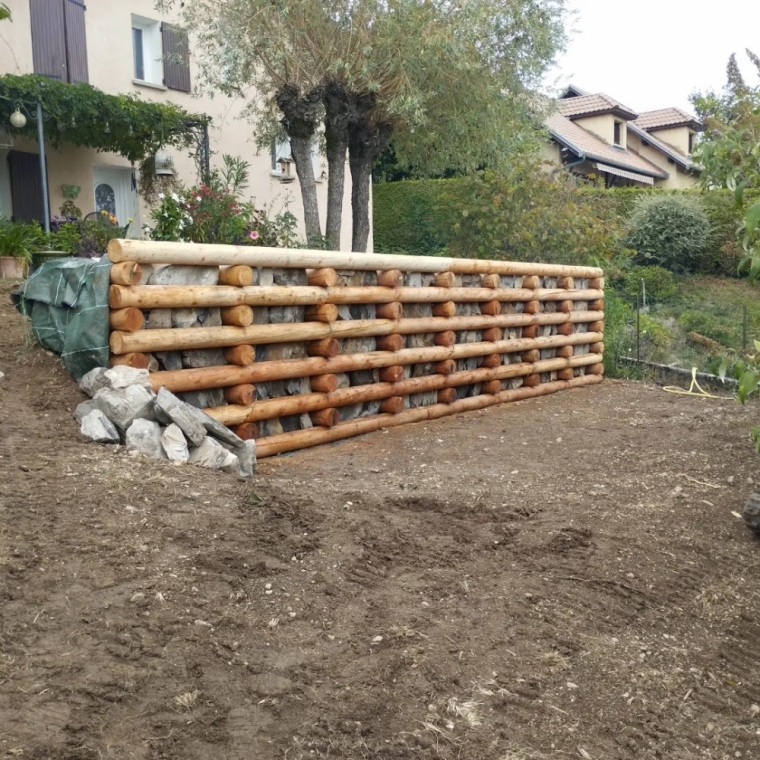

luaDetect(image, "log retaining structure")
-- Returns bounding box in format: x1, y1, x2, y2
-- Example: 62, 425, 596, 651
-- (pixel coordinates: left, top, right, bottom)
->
107, 240, 605, 458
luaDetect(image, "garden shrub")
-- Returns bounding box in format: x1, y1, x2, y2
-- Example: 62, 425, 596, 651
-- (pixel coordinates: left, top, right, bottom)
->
624, 194, 711, 273
677, 310, 735, 347
619, 265, 677, 304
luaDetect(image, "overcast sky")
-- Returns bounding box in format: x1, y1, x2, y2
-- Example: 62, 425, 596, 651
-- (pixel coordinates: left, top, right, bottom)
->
546, 0, 760, 114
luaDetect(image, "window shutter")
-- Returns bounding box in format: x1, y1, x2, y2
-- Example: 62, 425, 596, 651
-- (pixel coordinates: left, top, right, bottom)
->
8, 151, 48, 224
161, 23, 191, 93
29, 0, 67, 81
63, 0, 89, 83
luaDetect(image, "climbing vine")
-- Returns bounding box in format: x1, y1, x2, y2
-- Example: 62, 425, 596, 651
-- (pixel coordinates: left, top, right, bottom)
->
0, 74, 208, 163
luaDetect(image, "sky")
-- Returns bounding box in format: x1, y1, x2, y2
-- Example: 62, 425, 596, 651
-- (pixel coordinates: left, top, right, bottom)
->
546, 0, 760, 114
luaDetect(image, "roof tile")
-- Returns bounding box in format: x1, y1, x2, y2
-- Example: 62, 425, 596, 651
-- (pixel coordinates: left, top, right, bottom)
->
556, 93, 638, 120
633, 108, 702, 131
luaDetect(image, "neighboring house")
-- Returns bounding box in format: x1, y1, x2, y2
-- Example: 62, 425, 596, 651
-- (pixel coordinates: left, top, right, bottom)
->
0, 0, 358, 249
543, 85, 703, 189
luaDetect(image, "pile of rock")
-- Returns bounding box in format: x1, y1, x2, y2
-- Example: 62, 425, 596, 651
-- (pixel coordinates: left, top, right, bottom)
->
75, 365, 255, 477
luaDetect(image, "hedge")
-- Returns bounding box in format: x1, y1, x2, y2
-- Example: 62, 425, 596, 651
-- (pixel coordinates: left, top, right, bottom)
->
373, 179, 753, 276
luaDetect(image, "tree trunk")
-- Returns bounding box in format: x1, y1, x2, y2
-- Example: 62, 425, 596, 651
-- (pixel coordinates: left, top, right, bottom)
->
348, 117, 392, 252
275, 84, 324, 247
289, 134, 321, 247
323, 83, 351, 251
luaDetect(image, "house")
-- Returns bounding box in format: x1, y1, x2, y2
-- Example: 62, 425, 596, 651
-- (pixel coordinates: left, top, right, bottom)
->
0, 0, 357, 249
543, 85, 703, 189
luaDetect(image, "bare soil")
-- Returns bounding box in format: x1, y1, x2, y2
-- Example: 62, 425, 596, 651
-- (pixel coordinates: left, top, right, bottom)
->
2, 280, 760, 760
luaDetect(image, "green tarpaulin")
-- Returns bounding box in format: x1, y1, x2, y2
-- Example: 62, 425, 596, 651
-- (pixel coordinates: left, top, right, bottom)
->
13, 258, 111, 381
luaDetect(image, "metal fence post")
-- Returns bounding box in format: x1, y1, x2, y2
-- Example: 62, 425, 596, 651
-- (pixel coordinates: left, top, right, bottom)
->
636, 294, 641, 361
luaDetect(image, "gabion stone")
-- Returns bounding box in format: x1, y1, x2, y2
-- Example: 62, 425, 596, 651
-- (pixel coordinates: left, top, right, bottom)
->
80, 409, 120, 444
148, 265, 219, 287
744, 492, 760, 535
125, 419, 167, 459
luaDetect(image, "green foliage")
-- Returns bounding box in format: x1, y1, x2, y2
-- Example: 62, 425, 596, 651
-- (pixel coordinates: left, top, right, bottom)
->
677, 310, 735, 346
147, 155, 302, 248
600, 289, 632, 377
0, 74, 207, 163
0, 3, 10, 21
624, 194, 711, 273
619, 266, 677, 303
0, 219, 45, 262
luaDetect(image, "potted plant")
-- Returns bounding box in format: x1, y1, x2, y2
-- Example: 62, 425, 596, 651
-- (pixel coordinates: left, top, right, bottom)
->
0, 219, 35, 278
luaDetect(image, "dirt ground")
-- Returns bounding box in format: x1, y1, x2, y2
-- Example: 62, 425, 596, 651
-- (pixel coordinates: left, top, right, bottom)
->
2, 280, 760, 760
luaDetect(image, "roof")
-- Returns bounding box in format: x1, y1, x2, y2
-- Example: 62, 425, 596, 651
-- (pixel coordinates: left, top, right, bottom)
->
546, 112, 668, 180
634, 107, 703, 132
556, 93, 638, 121
627, 121, 700, 172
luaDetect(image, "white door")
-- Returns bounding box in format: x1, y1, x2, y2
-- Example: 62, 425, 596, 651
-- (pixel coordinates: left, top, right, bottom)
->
92, 166, 138, 237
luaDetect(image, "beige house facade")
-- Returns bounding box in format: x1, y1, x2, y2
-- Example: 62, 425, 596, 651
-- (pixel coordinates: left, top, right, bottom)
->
0, 0, 359, 249
544, 85, 703, 189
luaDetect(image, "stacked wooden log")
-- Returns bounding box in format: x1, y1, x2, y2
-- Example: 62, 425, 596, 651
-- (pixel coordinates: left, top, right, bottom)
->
107, 240, 605, 458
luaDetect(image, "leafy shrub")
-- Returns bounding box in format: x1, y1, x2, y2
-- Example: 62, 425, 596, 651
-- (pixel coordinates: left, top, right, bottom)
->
624, 194, 711, 273
0, 219, 44, 264
619, 265, 677, 303
677, 310, 735, 346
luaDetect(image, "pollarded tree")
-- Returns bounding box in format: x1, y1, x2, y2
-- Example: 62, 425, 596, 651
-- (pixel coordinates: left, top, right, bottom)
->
159, 0, 568, 251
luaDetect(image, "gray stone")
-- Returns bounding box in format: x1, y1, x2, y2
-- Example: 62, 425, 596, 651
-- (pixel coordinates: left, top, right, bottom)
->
189, 436, 230, 470
403, 303, 433, 318
155, 386, 242, 448
221, 449, 241, 475
343, 337, 376, 354
285, 377, 310, 396
263, 343, 306, 362
180, 389, 226, 409
350, 369, 376, 386
269, 305, 304, 323
299, 413, 313, 430
198, 308, 222, 327
146, 309, 172, 329
80, 409, 120, 444
161, 423, 190, 462
235, 440, 256, 477
156, 351, 183, 371
409, 391, 437, 408
348, 303, 375, 320
280, 414, 302, 433
253, 306, 269, 325
154, 387, 207, 446
337, 305, 352, 321
339, 404, 363, 421
458, 330, 481, 344
259, 418, 284, 437
272, 268, 307, 286
181, 348, 228, 369
125, 419, 167, 459
258, 269, 274, 286
103, 365, 151, 390
404, 273, 423, 288
172, 308, 200, 328
148, 265, 219, 287
361, 400, 382, 417
146, 354, 159, 372
408, 332, 435, 348
74, 399, 99, 423
334, 373, 351, 390
79, 367, 109, 397
94, 385, 156, 431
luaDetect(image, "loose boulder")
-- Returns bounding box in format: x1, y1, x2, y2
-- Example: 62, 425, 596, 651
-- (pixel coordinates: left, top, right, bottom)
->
80, 409, 120, 444
94, 385, 156, 431
189, 436, 232, 470
126, 419, 167, 459
161, 423, 190, 462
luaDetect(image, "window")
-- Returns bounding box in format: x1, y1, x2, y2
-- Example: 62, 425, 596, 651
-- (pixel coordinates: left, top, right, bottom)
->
688, 132, 695, 155
613, 121, 622, 146
132, 16, 162, 86
30, 0, 89, 84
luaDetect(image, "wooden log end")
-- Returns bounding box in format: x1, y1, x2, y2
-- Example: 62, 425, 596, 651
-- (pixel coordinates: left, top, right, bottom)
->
218, 265, 255, 287
557, 368, 575, 381
434, 359, 456, 375
558, 299, 574, 314
482, 380, 502, 395
588, 363, 605, 376
376, 334, 405, 352
310, 373, 339, 393
481, 273, 500, 289
376, 302, 404, 320
110, 307, 145, 332
522, 349, 540, 364
224, 344, 256, 366
588, 321, 605, 333
379, 396, 405, 414
110, 261, 143, 287
307, 267, 338, 287
220, 305, 255, 327
432, 301, 457, 318
306, 338, 340, 358
588, 299, 605, 312
377, 269, 403, 288
480, 354, 502, 369
311, 407, 340, 428
379, 365, 404, 383
434, 330, 456, 347
109, 352, 150, 369
589, 342, 605, 355
557, 322, 575, 336
522, 275, 540, 289
521, 324, 539, 339
231, 422, 259, 440
224, 383, 257, 406
556, 276, 574, 290
437, 387, 458, 404
481, 327, 502, 343
480, 300, 501, 317
523, 374, 541, 388
557, 345, 574, 359
305, 304, 339, 323
588, 277, 604, 290
523, 300, 542, 315
433, 271, 456, 288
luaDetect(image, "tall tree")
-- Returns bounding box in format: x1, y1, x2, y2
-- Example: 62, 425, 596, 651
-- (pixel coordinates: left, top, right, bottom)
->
691, 51, 760, 278
159, 0, 567, 251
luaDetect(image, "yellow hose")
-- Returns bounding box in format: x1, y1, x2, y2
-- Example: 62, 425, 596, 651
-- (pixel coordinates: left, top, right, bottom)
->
662, 367, 732, 400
